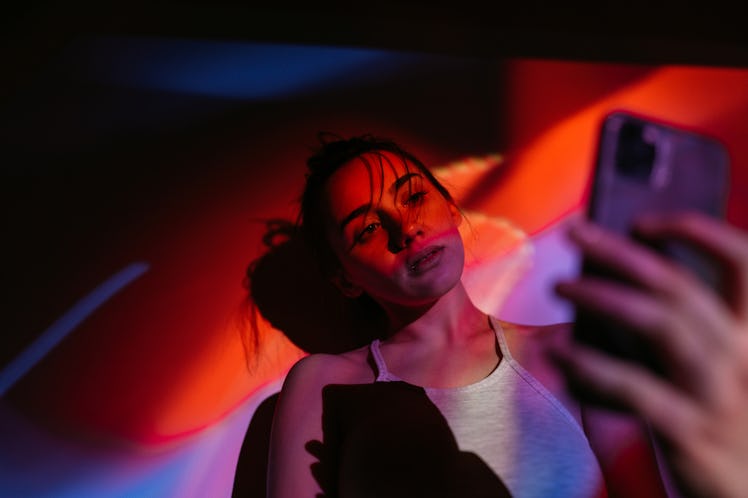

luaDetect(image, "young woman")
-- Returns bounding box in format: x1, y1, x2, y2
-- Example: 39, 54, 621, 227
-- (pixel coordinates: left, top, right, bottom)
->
266, 135, 667, 497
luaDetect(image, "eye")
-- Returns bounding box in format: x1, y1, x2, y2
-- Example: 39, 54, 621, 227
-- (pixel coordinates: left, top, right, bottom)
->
403, 191, 427, 206
355, 222, 381, 243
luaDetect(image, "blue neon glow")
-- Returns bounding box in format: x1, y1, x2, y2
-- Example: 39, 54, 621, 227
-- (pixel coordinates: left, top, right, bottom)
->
71, 36, 430, 100
0, 262, 150, 396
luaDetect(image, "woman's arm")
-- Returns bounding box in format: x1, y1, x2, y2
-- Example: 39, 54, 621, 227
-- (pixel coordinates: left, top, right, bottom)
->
556, 213, 748, 498
267, 354, 335, 498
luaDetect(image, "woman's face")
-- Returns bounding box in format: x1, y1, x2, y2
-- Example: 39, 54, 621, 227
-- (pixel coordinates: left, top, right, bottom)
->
323, 151, 465, 307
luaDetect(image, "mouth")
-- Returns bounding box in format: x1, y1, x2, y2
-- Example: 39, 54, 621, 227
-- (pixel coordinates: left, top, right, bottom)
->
407, 246, 444, 275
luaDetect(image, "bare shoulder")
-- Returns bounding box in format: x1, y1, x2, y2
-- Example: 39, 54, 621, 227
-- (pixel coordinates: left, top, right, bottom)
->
498, 320, 572, 359
498, 320, 581, 421
281, 345, 374, 395
268, 345, 374, 498
273, 346, 373, 431
506, 320, 570, 337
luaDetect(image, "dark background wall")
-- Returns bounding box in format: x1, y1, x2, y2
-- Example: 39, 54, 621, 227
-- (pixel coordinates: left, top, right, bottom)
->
1, 3, 746, 495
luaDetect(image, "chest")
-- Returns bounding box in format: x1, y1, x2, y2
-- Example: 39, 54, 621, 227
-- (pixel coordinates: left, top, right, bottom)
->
322, 365, 602, 498
322, 381, 510, 497
382, 335, 501, 389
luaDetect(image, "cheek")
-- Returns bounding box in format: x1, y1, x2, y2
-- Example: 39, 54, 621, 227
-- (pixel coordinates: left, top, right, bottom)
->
345, 245, 394, 277
340, 249, 404, 295
418, 201, 458, 229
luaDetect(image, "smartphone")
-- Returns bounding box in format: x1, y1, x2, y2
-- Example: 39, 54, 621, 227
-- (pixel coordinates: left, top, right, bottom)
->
572, 111, 730, 372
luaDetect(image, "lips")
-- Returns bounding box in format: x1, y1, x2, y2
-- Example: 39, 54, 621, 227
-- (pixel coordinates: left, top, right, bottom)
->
406, 246, 444, 274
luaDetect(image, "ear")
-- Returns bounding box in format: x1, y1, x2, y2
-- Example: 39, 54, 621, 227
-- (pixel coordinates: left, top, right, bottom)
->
449, 203, 462, 227
331, 271, 364, 298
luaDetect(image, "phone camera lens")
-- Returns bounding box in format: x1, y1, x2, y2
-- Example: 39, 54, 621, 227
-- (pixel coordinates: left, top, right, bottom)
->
615, 122, 656, 182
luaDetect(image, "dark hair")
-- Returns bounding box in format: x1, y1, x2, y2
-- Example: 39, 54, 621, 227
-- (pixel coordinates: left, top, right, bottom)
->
240, 134, 460, 367
298, 133, 457, 279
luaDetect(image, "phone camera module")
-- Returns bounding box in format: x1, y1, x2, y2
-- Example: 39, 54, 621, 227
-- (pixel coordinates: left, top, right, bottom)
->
615, 121, 657, 183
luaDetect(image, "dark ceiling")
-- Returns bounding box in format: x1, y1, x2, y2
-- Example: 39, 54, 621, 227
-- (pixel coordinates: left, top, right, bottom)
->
3, 1, 747, 101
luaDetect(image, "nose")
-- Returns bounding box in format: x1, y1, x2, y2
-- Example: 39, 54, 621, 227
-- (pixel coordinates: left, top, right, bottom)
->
387, 215, 423, 253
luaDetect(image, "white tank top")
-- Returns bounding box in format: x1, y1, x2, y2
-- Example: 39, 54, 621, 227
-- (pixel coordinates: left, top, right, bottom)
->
369, 317, 606, 497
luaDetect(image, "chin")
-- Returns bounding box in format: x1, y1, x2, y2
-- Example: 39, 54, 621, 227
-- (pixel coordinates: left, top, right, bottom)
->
402, 266, 464, 305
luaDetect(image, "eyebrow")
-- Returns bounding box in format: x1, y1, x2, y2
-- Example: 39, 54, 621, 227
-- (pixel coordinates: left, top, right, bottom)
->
391, 172, 422, 194
338, 172, 424, 232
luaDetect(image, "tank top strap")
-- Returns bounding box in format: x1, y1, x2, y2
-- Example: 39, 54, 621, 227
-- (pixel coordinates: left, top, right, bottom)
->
371, 319, 505, 383
369, 339, 399, 382
489, 316, 513, 362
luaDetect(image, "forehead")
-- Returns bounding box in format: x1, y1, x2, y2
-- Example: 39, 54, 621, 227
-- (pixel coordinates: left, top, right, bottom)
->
323, 151, 417, 214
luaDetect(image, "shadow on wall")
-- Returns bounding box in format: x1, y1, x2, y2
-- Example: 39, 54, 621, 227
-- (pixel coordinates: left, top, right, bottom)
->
243, 219, 385, 358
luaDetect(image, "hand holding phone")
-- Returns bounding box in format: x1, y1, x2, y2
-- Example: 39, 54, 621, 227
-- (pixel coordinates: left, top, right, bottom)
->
555, 111, 748, 498
572, 111, 730, 371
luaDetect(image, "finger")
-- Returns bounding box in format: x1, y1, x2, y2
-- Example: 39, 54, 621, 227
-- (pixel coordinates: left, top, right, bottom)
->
635, 212, 748, 318
553, 341, 707, 449
557, 278, 713, 381
569, 220, 734, 347
571, 220, 713, 299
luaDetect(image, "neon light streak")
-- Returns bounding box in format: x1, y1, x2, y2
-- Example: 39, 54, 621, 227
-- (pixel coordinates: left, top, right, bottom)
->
0, 262, 150, 396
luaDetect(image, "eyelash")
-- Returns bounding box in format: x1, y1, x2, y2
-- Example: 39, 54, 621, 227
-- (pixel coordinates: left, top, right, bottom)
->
355, 222, 381, 244
403, 190, 427, 206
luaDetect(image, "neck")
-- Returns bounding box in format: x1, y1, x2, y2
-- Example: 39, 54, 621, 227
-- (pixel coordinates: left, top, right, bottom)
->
381, 282, 487, 345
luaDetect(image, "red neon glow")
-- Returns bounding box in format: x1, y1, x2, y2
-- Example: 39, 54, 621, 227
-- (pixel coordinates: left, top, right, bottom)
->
8, 62, 748, 447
